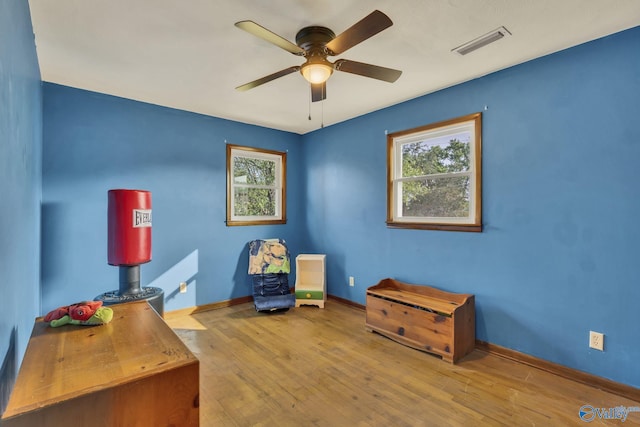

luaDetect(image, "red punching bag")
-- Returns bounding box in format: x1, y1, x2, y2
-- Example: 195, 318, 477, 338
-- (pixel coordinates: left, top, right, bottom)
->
98, 189, 163, 317
108, 189, 152, 266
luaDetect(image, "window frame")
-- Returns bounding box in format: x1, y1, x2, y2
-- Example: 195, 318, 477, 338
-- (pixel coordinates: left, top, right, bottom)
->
386, 112, 482, 232
226, 144, 287, 226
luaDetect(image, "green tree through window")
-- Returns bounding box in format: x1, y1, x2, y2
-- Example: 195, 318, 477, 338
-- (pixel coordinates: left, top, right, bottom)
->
233, 156, 276, 216
401, 138, 471, 218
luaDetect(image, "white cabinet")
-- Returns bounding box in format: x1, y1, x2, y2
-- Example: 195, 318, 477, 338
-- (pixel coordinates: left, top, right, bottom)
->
294, 254, 326, 308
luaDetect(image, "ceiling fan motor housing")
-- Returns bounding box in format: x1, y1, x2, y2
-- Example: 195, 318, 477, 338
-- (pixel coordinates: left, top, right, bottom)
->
295, 26, 336, 51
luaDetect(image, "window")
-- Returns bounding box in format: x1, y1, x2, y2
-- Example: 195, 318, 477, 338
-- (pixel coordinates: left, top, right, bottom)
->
387, 113, 482, 232
226, 144, 286, 226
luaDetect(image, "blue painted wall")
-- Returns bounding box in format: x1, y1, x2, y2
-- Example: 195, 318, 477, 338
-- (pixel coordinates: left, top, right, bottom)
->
42, 85, 308, 314
304, 27, 640, 387
0, 0, 42, 413
10, 2, 636, 399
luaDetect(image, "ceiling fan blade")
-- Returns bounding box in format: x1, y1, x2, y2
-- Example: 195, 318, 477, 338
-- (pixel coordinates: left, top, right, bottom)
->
236, 66, 301, 91
325, 10, 393, 55
235, 21, 305, 55
334, 59, 402, 83
311, 83, 326, 102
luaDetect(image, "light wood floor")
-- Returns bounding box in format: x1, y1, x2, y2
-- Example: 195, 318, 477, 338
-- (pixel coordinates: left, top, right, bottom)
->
165, 301, 639, 426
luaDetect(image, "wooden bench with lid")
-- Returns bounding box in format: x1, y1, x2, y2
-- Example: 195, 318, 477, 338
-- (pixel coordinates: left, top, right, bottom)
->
366, 278, 475, 363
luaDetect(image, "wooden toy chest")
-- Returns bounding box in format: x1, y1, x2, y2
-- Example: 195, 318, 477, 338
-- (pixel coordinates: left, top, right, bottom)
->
365, 278, 475, 363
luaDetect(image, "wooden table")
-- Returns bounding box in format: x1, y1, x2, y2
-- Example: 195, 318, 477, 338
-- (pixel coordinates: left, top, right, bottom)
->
1, 301, 199, 427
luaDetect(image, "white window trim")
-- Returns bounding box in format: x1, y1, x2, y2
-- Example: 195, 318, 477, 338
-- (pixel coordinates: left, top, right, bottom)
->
226, 144, 286, 226
387, 113, 482, 232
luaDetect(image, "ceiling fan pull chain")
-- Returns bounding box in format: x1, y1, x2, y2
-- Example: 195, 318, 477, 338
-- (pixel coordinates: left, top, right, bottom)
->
308, 86, 312, 120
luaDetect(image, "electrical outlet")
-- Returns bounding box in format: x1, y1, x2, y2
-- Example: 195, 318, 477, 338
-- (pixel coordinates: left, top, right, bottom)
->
349, 276, 355, 287
179, 282, 187, 294
589, 331, 604, 351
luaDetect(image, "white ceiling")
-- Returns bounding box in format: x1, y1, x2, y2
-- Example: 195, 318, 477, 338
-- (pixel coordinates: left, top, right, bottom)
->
28, 0, 640, 134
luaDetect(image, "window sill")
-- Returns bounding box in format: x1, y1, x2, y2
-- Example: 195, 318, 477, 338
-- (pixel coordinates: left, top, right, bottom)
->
386, 221, 482, 232
226, 219, 287, 227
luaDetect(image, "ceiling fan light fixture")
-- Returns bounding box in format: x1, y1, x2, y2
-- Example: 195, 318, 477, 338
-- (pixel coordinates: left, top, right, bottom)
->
301, 61, 333, 84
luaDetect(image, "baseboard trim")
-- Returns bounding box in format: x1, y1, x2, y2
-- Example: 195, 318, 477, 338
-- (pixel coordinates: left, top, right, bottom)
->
328, 294, 365, 310
194, 295, 254, 313
166, 294, 363, 317
165, 295, 254, 319
475, 340, 640, 402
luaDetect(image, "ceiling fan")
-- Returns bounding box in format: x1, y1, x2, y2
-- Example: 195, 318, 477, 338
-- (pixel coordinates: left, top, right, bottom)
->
235, 10, 402, 102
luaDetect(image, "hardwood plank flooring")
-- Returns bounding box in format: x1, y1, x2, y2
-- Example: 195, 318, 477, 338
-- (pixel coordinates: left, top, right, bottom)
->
165, 301, 639, 426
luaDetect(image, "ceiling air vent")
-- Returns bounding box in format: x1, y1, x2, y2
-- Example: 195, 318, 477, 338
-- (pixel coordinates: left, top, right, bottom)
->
452, 26, 511, 55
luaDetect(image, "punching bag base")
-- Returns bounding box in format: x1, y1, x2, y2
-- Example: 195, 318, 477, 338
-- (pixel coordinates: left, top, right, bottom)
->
95, 287, 164, 317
